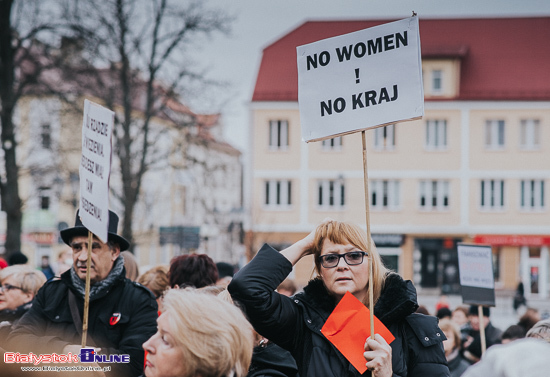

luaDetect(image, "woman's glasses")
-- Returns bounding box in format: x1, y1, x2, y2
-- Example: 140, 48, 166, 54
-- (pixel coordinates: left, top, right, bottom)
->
319, 251, 368, 268
0, 283, 24, 292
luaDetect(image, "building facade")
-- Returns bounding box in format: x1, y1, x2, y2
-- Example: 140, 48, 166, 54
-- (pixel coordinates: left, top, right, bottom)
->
246, 17, 550, 298
8, 90, 244, 271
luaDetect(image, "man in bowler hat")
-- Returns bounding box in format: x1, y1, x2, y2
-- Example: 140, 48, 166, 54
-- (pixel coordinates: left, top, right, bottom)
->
8, 210, 158, 377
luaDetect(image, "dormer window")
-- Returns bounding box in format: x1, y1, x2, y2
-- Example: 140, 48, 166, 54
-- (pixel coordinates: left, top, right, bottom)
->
431, 70, 443, 94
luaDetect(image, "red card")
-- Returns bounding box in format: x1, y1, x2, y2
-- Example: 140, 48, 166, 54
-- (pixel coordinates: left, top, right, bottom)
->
321, 291, 395, 373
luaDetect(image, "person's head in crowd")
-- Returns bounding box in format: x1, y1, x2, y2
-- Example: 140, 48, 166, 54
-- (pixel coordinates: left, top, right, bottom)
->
169, 254, 218, 289
452, 305, 470, 326
461, 338, 550, 377
311, 220, 388, 306
0, 257, 8, 270
138, 265, 170, 306
216, 262, 235, 287
277, 278, 297, 297
0, 265, 46, 311
468, 305, 491, 331
55, 249, 72, 275
415, 304, 430, 315
121, 250, 140, 281
143, 288, 254, 377
437, 307, 452, 320
518, 307, 541, 332
439, 318, 462, 356
8, 251, 28, 266
526, 318, 550, 342
501, 324, 526, 344
60, 209, 129, 284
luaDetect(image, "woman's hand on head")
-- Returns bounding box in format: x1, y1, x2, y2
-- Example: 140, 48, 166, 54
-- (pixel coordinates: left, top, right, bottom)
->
364, 334, 393, 377
281, 218, 333, 264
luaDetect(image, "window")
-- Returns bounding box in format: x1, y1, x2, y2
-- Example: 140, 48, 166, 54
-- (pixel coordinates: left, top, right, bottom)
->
269, 120, 288, 149
480, 179, 505, 209
520, 119, 540, 150
373, 125, 395, 150
425, 120, 447, 149
485, 120, 505, 149
317, 180, 345, 209
39, 187, 51, 210
41, 124, 51, 149
264, 180, 292, 208
321, 136, 342, 150
520, 179, 545, 210
432, 70, 442, 93
370, 180, 400, 210
419, 180, 449, 210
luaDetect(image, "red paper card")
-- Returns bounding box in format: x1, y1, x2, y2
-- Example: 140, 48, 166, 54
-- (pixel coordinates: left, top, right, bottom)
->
321, 291, 395, 373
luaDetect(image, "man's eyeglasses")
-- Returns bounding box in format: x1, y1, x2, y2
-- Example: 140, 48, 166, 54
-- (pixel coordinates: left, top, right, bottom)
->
319, 251, 368, 268
0, 283, 24, 292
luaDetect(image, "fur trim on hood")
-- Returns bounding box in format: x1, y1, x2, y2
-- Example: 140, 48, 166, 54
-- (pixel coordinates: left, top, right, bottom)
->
302, 273, 419, 327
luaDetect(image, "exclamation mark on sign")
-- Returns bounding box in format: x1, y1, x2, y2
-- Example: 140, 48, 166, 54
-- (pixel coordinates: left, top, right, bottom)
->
355, 68, 360, 84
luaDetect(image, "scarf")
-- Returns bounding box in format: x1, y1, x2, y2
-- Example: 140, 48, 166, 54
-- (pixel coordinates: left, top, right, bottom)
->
70, 256, 124, 299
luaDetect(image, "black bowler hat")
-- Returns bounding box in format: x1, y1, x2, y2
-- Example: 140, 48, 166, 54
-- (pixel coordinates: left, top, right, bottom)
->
60, 210, 130, 251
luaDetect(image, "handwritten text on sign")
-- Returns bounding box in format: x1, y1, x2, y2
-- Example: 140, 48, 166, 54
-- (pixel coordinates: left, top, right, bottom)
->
297, 16, 423, 142
457, 244, 495, 290
79, 99, 113, 243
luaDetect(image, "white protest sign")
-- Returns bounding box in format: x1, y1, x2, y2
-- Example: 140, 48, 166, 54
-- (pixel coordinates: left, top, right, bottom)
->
79, 99, 113, 243
457, 243, 496, 306
297, 16, 423, 142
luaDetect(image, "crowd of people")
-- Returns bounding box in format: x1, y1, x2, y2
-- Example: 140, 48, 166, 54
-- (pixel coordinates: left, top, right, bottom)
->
418, 295, 550, 377
1, 213, 549, 377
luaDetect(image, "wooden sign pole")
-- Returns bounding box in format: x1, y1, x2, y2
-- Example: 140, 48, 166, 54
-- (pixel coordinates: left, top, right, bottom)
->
81, 231, 93, 348
478, 305, 487, 355
362, 130, 375, 340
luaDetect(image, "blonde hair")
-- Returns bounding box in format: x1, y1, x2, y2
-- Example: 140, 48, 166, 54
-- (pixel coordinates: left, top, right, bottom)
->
137, 265, 169, 299
439, 318, 462, 350
0, 265, 46, 296
162, 288, 254, 377
526, 319, 550, 343
311, 220, 388, 307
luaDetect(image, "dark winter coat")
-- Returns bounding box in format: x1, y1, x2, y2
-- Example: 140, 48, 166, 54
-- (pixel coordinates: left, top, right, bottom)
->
229, 244, 450, 377
247, 341, 299, 377
7, 267, 158, 377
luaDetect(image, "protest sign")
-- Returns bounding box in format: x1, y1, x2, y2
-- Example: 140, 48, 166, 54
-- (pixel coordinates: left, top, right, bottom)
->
457, 243, 496, 306
297, 16, 423, 142
321, 291, 395, 373
79, 99, 113, 243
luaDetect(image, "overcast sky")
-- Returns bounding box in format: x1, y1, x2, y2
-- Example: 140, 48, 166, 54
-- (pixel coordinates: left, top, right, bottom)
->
192, 0, 550, 152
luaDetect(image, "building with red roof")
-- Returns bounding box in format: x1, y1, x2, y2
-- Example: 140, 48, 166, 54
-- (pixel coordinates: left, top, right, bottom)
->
246, 16, 550, 297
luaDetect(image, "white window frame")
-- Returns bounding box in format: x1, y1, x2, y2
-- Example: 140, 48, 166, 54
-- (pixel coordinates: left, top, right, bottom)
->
519, 119, 540, 150
321, 136, 343, 151
431, 69, 443, 94
370, 180, 400, 211
317, 179, 345, 210
520, 179, 545, 211
264, 180, 292, 209
480, 179, 505, 210
419, 180, 450, 211
373, 124, 395, 150
425, 120, 447, 150
269, 120, 289, 150
484, 120, 505, 149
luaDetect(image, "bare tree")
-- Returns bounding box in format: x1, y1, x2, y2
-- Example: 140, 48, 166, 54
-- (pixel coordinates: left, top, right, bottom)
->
0, 0, 65, 259
61, 0, 231, 251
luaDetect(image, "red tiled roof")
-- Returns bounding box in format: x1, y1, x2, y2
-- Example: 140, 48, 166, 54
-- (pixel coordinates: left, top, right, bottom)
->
252, 17, 550, 102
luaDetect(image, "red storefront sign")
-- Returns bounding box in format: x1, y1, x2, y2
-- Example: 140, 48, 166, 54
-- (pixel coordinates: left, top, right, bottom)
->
473, 235, 550, 247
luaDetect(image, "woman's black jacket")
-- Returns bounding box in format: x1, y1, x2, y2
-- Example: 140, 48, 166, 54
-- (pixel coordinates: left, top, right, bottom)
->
229, 244, 450, 377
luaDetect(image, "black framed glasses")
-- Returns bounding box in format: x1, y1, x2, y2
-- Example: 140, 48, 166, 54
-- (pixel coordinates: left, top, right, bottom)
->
319, 251, 368, 268
0, 283, 24, 292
